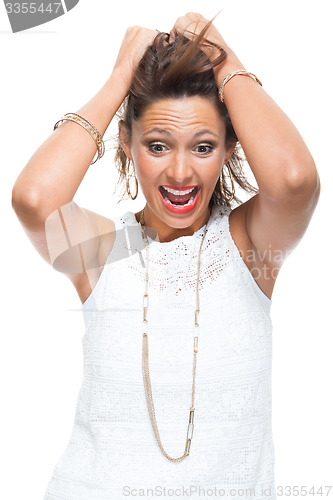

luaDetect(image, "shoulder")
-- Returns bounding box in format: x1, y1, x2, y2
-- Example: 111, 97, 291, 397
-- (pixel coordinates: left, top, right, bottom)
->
228, 200, 274, 300
62, 208, 118, 304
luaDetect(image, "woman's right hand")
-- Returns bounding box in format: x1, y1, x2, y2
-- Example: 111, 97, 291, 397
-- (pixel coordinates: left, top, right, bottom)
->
112, 26, 159, 91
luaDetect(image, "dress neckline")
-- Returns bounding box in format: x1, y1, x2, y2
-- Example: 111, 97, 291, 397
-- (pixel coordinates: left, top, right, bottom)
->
124, 205, 225, 246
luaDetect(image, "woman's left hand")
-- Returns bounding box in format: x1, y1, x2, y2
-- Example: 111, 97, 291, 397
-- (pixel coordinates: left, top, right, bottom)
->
169, 12, 243, 79
169, 12, 229, 57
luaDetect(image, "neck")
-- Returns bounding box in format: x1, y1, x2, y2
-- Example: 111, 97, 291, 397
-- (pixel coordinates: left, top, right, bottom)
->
137, 205, 212, 243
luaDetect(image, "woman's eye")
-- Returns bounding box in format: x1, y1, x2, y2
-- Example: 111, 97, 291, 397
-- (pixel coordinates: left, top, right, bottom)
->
194, 144, 214, 155
148, 143, 167, 154
147, 143, 214, 155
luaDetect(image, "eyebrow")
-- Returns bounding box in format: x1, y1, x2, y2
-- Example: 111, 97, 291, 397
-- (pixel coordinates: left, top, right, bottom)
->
142, 127, 219, 139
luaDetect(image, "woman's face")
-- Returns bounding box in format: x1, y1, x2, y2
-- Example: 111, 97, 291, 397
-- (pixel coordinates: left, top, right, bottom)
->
120, 95, 233, 242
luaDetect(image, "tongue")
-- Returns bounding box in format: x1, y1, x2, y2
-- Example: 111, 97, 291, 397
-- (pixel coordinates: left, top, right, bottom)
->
165, 189, 193, 204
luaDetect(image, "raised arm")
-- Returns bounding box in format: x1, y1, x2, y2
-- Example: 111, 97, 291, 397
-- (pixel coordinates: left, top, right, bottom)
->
12, 26, 158, 222
170, 13, 320, 295
11, 26, 158, 303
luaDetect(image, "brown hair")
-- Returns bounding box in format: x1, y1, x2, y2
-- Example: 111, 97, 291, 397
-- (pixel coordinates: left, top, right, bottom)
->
113, 19, 258, 208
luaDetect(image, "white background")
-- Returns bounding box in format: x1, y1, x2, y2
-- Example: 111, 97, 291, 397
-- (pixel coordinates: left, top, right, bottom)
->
1, 0, 332, 498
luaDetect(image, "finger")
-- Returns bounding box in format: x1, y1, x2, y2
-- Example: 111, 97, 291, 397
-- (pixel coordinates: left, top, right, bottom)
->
169, 30, 175, 43
169, 14, 187, 41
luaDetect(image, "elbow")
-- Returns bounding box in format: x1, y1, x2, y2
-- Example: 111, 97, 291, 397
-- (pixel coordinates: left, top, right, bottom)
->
11, 183, 42, 217
283, 163, 321, 211
284, 155, 320, 200
263, 154, 321, 207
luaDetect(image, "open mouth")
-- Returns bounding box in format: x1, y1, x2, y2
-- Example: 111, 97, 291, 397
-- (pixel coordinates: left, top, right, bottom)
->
159, 186, 199, 207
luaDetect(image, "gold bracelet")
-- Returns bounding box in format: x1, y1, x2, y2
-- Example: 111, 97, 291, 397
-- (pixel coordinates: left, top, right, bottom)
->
53, 113, 105, 164
218, 70, 262, 103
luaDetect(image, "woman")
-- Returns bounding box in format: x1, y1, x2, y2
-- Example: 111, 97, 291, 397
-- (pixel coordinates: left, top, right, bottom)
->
11, 12, 320, 500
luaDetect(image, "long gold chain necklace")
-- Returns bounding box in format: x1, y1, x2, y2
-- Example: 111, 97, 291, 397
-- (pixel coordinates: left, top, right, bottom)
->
138, 206, 211, 462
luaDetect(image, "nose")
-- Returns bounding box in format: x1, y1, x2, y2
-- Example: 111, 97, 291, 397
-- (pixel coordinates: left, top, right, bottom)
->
166, 151, 193, 186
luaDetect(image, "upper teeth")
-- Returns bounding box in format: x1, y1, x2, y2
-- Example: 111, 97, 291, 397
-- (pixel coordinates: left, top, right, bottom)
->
163, 186, 196, 195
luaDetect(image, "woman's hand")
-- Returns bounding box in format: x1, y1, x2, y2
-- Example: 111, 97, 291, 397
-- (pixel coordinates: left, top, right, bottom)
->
169, 12, 229, 57
112, 26, 158, 91
169, 12, 243, 79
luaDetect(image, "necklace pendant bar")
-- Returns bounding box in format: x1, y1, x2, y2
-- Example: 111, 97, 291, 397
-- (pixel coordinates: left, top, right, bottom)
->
187, 422, 194, 440
185, 437, 192, 455
195, 309, 200, 327
194, 336, 198, 353
143, 294, 149, 323
189, 408, 195, 423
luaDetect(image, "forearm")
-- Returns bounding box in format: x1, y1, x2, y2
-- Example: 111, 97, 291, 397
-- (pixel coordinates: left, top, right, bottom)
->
214, 49, 319, 198
12, 67, 128, 219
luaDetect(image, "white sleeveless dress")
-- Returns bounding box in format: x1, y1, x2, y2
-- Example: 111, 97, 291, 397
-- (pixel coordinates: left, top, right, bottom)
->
43, 204, 276, 500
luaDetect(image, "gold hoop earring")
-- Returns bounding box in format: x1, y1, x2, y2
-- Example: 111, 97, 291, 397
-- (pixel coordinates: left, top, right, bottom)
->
126, 173, 139, 200
219, 164, 235, 203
